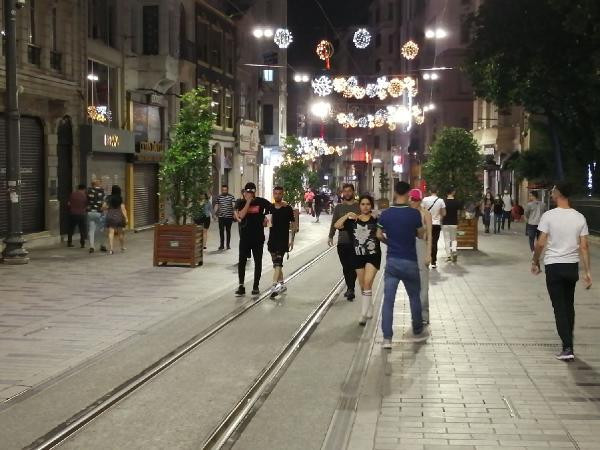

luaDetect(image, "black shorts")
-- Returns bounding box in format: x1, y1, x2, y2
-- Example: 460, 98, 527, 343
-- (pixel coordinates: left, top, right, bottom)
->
194, 217, 210, 229
239, 239, 264, 259
354, 253, 381, 270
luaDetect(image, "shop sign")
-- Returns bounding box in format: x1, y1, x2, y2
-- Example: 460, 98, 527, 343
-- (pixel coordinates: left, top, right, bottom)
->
483, 144, 496, 156
136, 141, 166, 162
239, 120, 259, 154
81, 124, 135, 154
393, 154, 404, 174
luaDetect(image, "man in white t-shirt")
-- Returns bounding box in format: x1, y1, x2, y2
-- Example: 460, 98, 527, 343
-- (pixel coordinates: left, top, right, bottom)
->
501, 190, 513, 230
422, 187, 446, 269
531, 182, 592, 361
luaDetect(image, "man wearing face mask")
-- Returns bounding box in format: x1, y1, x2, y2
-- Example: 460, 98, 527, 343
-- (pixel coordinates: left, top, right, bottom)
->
329, 183, 361, 300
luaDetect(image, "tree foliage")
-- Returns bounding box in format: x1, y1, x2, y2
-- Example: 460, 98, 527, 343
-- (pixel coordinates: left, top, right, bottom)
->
464, 0, 600, 190
274, 136, 308, 207
378, 170, 390, 199
159, 88, 214, 225
423, 128, 483, 203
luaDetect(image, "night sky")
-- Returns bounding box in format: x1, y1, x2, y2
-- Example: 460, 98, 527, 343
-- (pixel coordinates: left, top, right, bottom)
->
287, 0, 370, 72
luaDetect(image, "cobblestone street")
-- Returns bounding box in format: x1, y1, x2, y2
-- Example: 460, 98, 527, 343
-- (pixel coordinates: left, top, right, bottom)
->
348, 224, 600, 450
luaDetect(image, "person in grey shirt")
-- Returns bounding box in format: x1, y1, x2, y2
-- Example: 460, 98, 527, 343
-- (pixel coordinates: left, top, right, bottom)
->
524, 191, 545, 252
329, 183, 361, 300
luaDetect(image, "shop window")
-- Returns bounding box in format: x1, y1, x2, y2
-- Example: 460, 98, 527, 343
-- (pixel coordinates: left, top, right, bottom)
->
263, 104, 274, 135
87, 59, 118, 127
28, 0, 36, 45
211, 28, 223, 69
143, 5, 160, 55
225, 92, 233, 129
212, 86, 222, 127
263, 69, 274, 82
133, 103, 163, 145
50, 8, 62, 71
88, 0, 117, 48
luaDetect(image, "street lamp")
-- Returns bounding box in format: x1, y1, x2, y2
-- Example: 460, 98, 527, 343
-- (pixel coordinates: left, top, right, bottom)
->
425, 28, 448, 39
310, 101, 331, 120
2, 0, 29, 264
422, 72, 439, 81
293, 73, 310, 83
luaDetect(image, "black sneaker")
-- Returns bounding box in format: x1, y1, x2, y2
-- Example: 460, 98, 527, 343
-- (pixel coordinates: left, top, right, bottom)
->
235, 286, 246, 297
89, 248, 95, 254
555, 349, 575, 361
358, 317, 367, 327
251, 288, 260, 296
218, 246, 224, 250
100, 245, 107, 252
227, 246, 231, 250
345, 289, 355, 301
67, 243, 74, 248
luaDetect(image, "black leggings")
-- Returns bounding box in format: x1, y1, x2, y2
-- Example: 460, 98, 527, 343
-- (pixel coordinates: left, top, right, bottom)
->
431, 225, 442, 265
337, 244, 357, 290
545, 263, 578, 350
238, 241, 264, 289
219, 217, 233, 247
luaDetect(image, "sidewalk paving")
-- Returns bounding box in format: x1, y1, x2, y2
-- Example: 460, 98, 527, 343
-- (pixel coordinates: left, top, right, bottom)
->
349, 223, 600, 450
0, 214, 330, 403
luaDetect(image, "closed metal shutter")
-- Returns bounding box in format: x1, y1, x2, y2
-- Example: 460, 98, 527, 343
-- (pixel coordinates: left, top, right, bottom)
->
0, 116, 45, 237
88, 153, 126, 195
133, 164, 158, 228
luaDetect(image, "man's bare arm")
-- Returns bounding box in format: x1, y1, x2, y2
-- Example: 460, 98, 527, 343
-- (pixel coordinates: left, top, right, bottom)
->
580, 235, 593, 288
376, 228, 388, 245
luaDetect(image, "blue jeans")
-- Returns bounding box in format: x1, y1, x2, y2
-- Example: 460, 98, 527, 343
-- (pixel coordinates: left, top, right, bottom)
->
526, 224, 539, 252
87, 211, 105, 249
382, 257, 422, 339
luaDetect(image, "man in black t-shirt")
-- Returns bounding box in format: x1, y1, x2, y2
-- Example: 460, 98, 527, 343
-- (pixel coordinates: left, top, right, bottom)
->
442, 187, 463, 263
235, 182, 272, 297
269, 186, 296, 298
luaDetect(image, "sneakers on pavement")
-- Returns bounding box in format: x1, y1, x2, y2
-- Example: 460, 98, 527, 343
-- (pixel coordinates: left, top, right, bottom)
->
555, 349, 575, 361
452, 253, 458, 262
382, 339, 392, 349
358, 317, 367, 327
89, 248, 95, 254
344, 288, 355, 301
430, 264, 437, 269
251, 288, 260, 296
270, 283, 281, 299
218, 246, 224, 250
235, 286, 246, 297
100, 245, 107, 252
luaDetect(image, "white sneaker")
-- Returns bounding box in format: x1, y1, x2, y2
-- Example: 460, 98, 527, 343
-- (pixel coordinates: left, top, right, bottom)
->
382, 339, 392, 349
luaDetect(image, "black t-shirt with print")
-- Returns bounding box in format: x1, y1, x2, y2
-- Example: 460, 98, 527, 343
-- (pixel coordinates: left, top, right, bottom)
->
235, 197, 272, 241
269, 204, 295, 249
344, 216, 380, 256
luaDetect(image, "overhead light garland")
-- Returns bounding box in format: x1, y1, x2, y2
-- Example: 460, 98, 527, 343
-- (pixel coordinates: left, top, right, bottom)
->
317, 75, 418, 100
311, 75, 333, 97
316, 40, 334, 69
353, 28, 371, 49
401, 40, 419, 60
274, 28, 293, 49
335, 104, 425, 130
296, 137, 346, 162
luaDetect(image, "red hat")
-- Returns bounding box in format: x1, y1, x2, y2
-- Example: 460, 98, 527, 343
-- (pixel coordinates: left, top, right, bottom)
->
409, 188, 423, 201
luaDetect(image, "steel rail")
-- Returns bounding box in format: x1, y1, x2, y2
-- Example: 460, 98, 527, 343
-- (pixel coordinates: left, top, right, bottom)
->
203, 277, 345, 449
27, 246, 335, 450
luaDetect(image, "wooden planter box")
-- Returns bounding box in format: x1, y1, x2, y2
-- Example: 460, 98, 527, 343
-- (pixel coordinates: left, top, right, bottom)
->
457, 217, 479, 250
153, 224, 203, 267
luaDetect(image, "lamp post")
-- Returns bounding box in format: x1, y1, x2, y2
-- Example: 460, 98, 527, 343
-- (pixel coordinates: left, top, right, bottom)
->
2, 0, 29, 264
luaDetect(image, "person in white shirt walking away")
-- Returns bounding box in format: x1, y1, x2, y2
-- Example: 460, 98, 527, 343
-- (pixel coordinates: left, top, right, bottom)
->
501, 190, 513, 230
524, 191, 545, 252
531, 182, 592, 361
422, 187, 446, 269
409, 189, 432, 325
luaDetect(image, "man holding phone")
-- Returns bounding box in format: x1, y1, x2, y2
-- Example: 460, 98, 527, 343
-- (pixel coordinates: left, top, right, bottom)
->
531, 182, 592, 361
235, 182, 272, 297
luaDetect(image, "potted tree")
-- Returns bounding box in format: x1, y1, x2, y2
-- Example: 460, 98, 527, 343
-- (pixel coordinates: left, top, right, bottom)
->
377, 170, 390, 209
154, 88, 213, 267
274, 136, 307, 232
423, 127, 483, 250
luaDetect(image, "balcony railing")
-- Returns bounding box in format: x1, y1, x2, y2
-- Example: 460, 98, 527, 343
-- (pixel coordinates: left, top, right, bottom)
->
180, 39, 196, 63
50, 51, 62, 72
27, 44, 41, 66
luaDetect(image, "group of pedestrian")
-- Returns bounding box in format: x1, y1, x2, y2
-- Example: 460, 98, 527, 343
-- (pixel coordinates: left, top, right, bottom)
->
67, 180, 128, 255
304, 188, 328, 223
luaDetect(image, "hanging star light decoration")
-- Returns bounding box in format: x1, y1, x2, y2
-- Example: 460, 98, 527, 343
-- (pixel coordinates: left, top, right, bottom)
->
311, 75, 333, 96
274, 28, 293, 49
401, 40, 419, 60
353, 28, 371, 49
316, 40, 334, 69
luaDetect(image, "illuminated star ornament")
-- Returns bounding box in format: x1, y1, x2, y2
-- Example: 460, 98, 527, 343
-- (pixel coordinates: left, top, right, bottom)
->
353, 28, 371, 49
274, 28, 293, 49
311, 75, 333, 97
401, 40, 419, 60
316, 40, 334, 69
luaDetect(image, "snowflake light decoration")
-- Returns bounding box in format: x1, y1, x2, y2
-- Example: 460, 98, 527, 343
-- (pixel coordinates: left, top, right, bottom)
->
342, 88, 354, 99
352, 86, 366, 99
333, 77, 347, 93
353, 28, 371, 49
366, 83, 378, 98
401, 40, 419, 60
274, 28, 293, 49
388, 123, 397, 131
337, 113, 347, 123
403, 76, 418, 97
358, 117, 369, 128
388, 78, 404, 97
346, 76, 359, 89
312, 75, 333, 96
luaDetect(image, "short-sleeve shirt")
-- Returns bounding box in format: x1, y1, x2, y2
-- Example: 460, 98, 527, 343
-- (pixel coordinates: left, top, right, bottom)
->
422, 195, 446, 225
87, 187, 105, 213
537, 208, 589, 265
236, 197, 272, 242
269, 204, 295, 249
344, 216, 380, 256
443, 198, 463, 226
69, 191, 87, 215
216, 194, 236, 218
377, 205, 423, 262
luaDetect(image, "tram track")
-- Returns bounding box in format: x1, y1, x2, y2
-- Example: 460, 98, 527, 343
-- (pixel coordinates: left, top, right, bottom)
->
26, 246, 337, 450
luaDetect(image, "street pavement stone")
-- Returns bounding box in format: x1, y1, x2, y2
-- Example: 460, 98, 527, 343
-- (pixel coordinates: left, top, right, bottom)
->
348, 223, 600, 450
0, 216, 329, 403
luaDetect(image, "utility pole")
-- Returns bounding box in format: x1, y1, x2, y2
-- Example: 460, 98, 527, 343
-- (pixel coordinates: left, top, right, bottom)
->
2, 0, 29, 264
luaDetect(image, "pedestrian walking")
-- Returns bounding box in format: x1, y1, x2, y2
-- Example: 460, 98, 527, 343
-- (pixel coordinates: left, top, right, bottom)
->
409, 189, 432, 325
304, 189, 315, 216
328, 183, 361, 301
235, 182, 272, 297
524, 191, 545, 252
442, 187, 463, 263
214, 185, 236, 250
493, 195, 503, 234
67, 184, 88, 248
377, 181, 426, 349
334, 194, 382, 326
268, 186, 296, 299
194, 193, 212, 250
313, 190, 323, 223
531, 182, 592, 361
481, 192, 493, 233
87, 179, 107, 253
104, 185, 128, 254
422, 187, 446, 269
501, 190, 513, 230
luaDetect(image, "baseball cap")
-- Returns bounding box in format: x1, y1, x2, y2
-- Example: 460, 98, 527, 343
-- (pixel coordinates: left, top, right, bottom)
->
409, 188, 423, 201
243, 182, 257, 193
